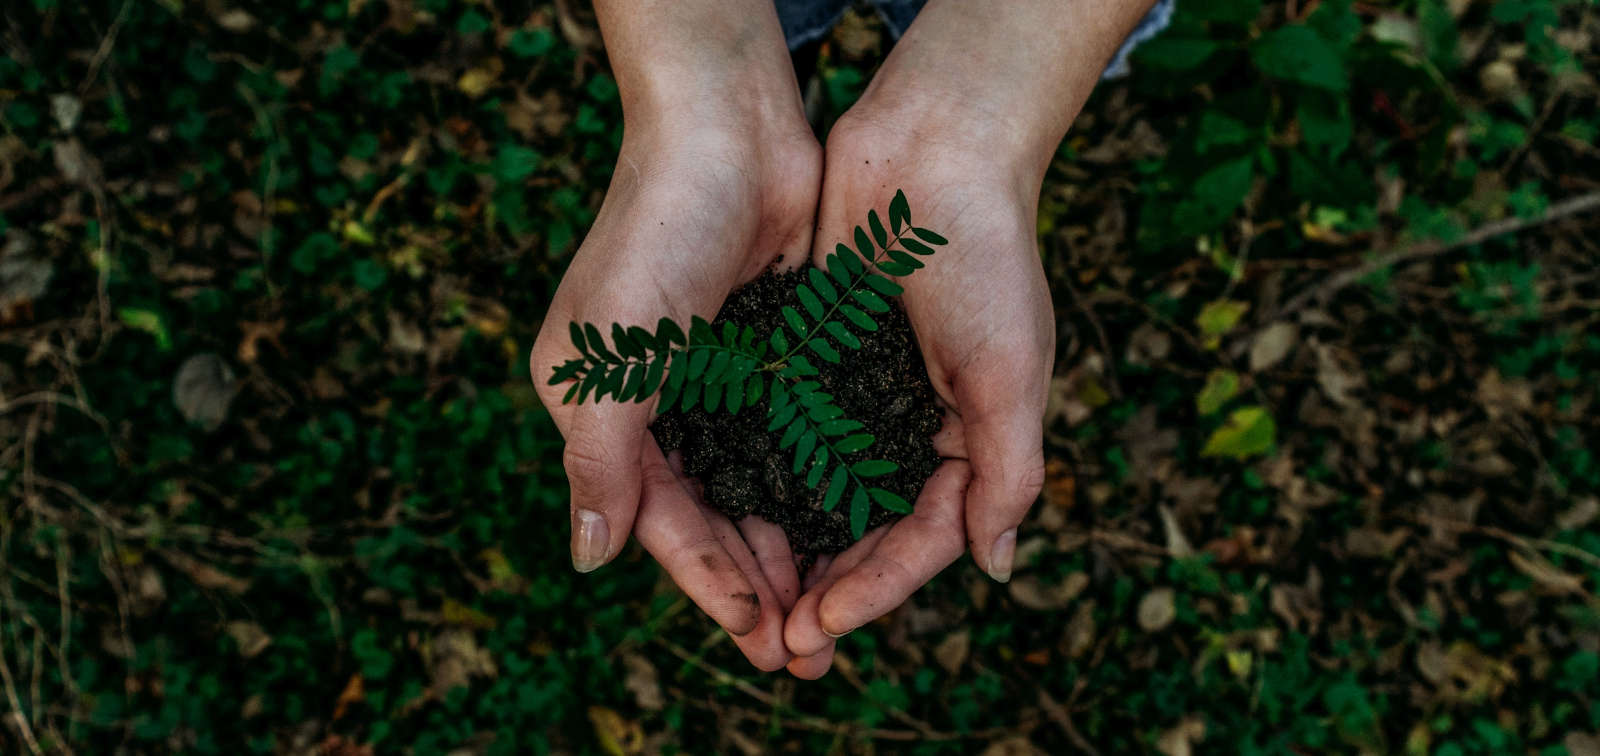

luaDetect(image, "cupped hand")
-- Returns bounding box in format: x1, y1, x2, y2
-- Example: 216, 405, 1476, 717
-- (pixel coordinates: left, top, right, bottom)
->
783, 115, 1053, 678
530, 121, 821, 671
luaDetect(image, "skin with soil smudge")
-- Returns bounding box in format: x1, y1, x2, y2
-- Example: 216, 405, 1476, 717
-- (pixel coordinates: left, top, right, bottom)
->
651, 270, 942, 554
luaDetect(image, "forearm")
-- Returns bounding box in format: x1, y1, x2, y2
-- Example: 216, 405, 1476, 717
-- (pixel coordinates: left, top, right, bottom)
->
593, 0, 806, 136
853, 0, 1158, 182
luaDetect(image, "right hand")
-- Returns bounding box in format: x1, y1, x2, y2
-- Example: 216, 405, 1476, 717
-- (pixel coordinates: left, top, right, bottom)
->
530, 112, 821, 670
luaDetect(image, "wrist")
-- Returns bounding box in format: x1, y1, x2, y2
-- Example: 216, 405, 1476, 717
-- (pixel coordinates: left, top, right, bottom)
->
833, 89, 1053, 201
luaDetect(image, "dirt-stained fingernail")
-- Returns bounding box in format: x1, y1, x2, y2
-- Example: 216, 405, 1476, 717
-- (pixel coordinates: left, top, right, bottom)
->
572, 508, 609, 573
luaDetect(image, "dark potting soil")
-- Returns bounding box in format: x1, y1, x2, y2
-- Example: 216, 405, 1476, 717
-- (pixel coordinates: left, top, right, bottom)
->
650, 269, 943, 555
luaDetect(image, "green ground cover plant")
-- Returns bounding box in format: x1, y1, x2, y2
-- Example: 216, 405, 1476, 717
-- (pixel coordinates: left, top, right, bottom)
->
550, 190, 946, 538
1, 0, 1597, 753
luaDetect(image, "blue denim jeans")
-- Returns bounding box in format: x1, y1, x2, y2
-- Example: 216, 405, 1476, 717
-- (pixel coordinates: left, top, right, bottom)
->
775, 0, 1176, 78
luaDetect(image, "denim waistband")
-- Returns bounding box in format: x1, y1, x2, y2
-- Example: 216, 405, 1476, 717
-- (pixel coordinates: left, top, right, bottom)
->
776, 0, 1176, 80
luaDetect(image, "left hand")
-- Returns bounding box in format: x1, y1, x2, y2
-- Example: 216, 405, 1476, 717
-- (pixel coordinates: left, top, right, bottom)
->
781, 112, 1054, 679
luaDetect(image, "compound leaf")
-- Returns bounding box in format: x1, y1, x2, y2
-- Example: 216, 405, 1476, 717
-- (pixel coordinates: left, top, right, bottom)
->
889, 190, 910, 233
797, 284, 824, 320
853, 289, 890, 313
809, 338, 841, 363
868, 487, 912, 513
855, 226, 875, 262
569, 322, 587, 355
656, 317, 685, 346
835, 433, 875, 453
808, 268, 838, 303
840, 304, 879, 331
783, 305, 809, 339
864, 273, 904, 297
868, 209, 889, 248
851, 459, 899, 477
901, 237, 936, 256
849, 486, 870, 539
584, 323, 615, 362
824, 464, 848, 511
805, 447, 828, 488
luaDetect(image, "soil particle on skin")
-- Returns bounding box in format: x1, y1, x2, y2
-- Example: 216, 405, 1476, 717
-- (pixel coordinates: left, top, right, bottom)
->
651, 269, 942, 555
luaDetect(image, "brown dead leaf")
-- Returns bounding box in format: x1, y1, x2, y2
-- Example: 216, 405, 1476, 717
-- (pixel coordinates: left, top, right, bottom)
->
332, 674, 364, 720
317, 734, 374, 756
1061, 601, 1097, 658
225, 621, 272, 658
1566, 732, 1600, 756
425, 629, 497, 698
1010, 572, 1089, 611
621, 653, 664, 712
1313, 340, 1365, 409
162, 550, 252, 594
1508, 550, 1587, 595
1156, 716, 1206, 756
1249, 322, 1298, 372
237, 319, 285, 364
1138, 588, 1177, 632
174, 353, 239, 431
1557, 498, 1599, 531
980, 736, 1048, 756
934, 630, 971, 674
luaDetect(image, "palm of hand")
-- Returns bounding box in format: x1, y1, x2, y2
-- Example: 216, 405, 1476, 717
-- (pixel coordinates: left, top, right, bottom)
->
531, 133, 821, 671
780, 124, 1053, 678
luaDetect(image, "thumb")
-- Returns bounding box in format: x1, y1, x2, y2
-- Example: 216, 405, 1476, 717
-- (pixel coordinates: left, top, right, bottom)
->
955, 369, 1046, 584
558, 399, 652, 573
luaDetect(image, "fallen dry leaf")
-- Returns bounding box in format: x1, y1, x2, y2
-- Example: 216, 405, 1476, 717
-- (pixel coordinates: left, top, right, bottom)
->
934, 630, 971, 674
1138, 587, 1177, 632
588, 705, 644, 756
173, 353, 239, 431
225, 621, 271, 658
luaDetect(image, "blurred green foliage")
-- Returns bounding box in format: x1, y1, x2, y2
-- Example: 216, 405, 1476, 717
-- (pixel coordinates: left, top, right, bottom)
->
1, 0, 1598, 753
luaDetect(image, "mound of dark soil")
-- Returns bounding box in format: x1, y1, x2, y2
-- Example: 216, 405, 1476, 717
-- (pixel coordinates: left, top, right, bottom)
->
650, 269, 942, 554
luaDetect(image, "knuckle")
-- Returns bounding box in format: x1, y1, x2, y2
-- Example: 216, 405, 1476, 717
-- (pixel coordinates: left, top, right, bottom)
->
562, 443, 614, 494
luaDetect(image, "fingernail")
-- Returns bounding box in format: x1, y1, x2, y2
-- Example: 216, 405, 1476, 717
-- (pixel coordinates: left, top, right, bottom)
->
988, 528, 1017, 583
823, 627, 850, 639
572, 509, 609, 573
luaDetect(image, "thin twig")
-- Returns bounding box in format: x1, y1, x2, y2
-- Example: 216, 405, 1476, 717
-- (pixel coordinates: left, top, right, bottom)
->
655, 638, 1014, 742
0, 601, 45, 756
1274, 191, 1600, 319
1038, 688, 1100, 756
1410, 513, 1600, 571
77, 0, 132, 94
1058, 271, 1122, 399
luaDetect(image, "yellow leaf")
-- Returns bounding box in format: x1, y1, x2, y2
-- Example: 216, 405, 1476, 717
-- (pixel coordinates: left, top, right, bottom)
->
457, 67, 496, 98
587, 705, 643, 756
1201, 406, 1277, 460
342, 220, 375, 246
441, 598, 497, 629
1225, 649, 1253, 678
1195, 299, 1250, 350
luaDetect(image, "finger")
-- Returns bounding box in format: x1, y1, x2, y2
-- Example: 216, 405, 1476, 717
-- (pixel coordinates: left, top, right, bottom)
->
783, 525, 893, 657
815, 460, 970, 636
738, 516, 801, 612
557, 400, 652, 573
801, 554, 834, 593
932, 408, 967, 459
634, 442, 763, 637
955, 372, 1047, 584
786, 642, 836, 680
707, 511, 792, 672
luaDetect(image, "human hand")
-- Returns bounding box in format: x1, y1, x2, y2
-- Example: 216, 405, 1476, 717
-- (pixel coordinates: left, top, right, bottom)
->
773, 0, 1160, 680
781, 113, 1054, 677
530, 0, 820, 671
